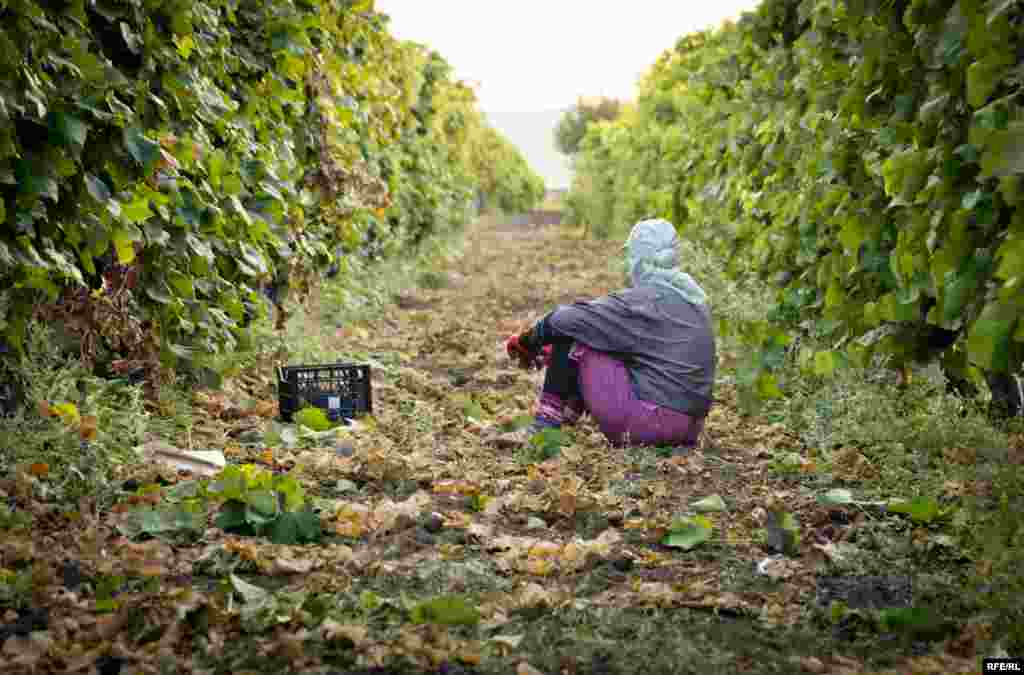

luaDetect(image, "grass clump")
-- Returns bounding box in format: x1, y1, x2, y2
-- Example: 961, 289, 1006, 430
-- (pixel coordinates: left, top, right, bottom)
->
0, 321, 150, 505
417, 269, 449, 290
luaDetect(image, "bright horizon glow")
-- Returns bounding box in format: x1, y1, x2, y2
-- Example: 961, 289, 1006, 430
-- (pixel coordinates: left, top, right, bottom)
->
374, 1, 763, 187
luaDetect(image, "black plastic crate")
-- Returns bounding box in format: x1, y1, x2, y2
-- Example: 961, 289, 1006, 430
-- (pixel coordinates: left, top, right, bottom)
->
277, 362, 372, 424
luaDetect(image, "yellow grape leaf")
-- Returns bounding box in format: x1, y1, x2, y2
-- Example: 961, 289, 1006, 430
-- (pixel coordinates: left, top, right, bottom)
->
112, 230, 136, 264
334, 520, 365, 538
523, 558, 553, 576
560, 542, 583, 565
433, 479, 479, 496
528, 541, 561, 559
333, 503, 370, 538
52, 402, 81, 426
173, 34, 195, 58
138, 563, 167, 577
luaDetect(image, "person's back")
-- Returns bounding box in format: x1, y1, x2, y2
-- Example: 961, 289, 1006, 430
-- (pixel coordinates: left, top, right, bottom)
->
548, 285, 715, 418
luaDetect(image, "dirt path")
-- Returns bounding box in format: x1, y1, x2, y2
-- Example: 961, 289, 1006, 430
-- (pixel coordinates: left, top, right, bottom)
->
3, 217, 980, 674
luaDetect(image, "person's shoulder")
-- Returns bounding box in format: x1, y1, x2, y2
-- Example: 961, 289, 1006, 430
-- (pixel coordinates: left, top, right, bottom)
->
603, 287, 661, 315
610, 286, 658, 302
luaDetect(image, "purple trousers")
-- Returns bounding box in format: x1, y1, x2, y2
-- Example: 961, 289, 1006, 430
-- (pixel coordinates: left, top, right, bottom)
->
569, 344, 704, 447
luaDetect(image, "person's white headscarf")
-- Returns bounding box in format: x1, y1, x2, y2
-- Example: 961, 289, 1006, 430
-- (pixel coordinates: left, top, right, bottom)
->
624, 218, 707, 306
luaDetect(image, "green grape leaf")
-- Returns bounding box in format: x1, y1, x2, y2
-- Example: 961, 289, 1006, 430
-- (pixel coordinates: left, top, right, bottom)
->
123, 127, 161, 172
214, 500, 248, 531
999, 176, 1022, 205
267, 512, 299, 545
208, 149, 226, 188
247, 490, 278, 517
967, 306, 1015, 371
980, 122, 1024, 177
20, 174, 59, 202
268, 510, 321, 545
47, 112, 89, 147
294, 509, 322, 541
886, 496, 940, 523
663, 515, 714, 550
273, 474, 306, 512
295, 406, 331, 432
942, 268, 978, 323
691, 494, 727, 513
818, 488, 855, 505
995, 237, 1024, 281
756, 372, 783, 399
410, 595, 481, 626
966, 59, 1002, 109
145, 283, 173, 305
814, 350, 838, 377
85, 174, 111, 203
216, 466, 247, 502
839, 217, 865, 254
120, 197, 152, 224
168, 270, 194, 298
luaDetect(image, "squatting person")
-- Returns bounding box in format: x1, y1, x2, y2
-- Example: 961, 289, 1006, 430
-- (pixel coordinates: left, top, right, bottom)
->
498, 218, 716, 448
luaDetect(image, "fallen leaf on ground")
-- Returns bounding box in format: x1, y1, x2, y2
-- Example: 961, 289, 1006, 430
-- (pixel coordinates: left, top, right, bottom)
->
271, 555, 317, 575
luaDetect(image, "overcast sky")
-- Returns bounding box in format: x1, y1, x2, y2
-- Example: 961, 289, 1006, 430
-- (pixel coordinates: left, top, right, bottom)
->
375, 1, 763, 188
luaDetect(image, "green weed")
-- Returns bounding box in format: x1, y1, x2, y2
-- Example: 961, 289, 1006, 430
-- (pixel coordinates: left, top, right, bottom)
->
417, 269, 449, 290
0, 321, 149, 504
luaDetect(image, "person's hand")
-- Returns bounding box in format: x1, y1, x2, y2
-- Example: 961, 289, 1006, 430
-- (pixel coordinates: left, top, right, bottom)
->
505, 334, 541, 370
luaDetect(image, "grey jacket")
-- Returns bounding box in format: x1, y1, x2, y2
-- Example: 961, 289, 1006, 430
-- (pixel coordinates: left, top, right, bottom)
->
548, 285, 715, 418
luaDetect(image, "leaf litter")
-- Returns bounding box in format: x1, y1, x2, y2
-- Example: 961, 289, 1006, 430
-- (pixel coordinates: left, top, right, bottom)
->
0, 217, 984, 674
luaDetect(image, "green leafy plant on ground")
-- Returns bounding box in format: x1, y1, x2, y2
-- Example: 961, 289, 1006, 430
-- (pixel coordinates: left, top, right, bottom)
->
211, 465, 321, 545
294, 406, 335, 433
121, 464, 322, 545
519, 427, 571, 463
